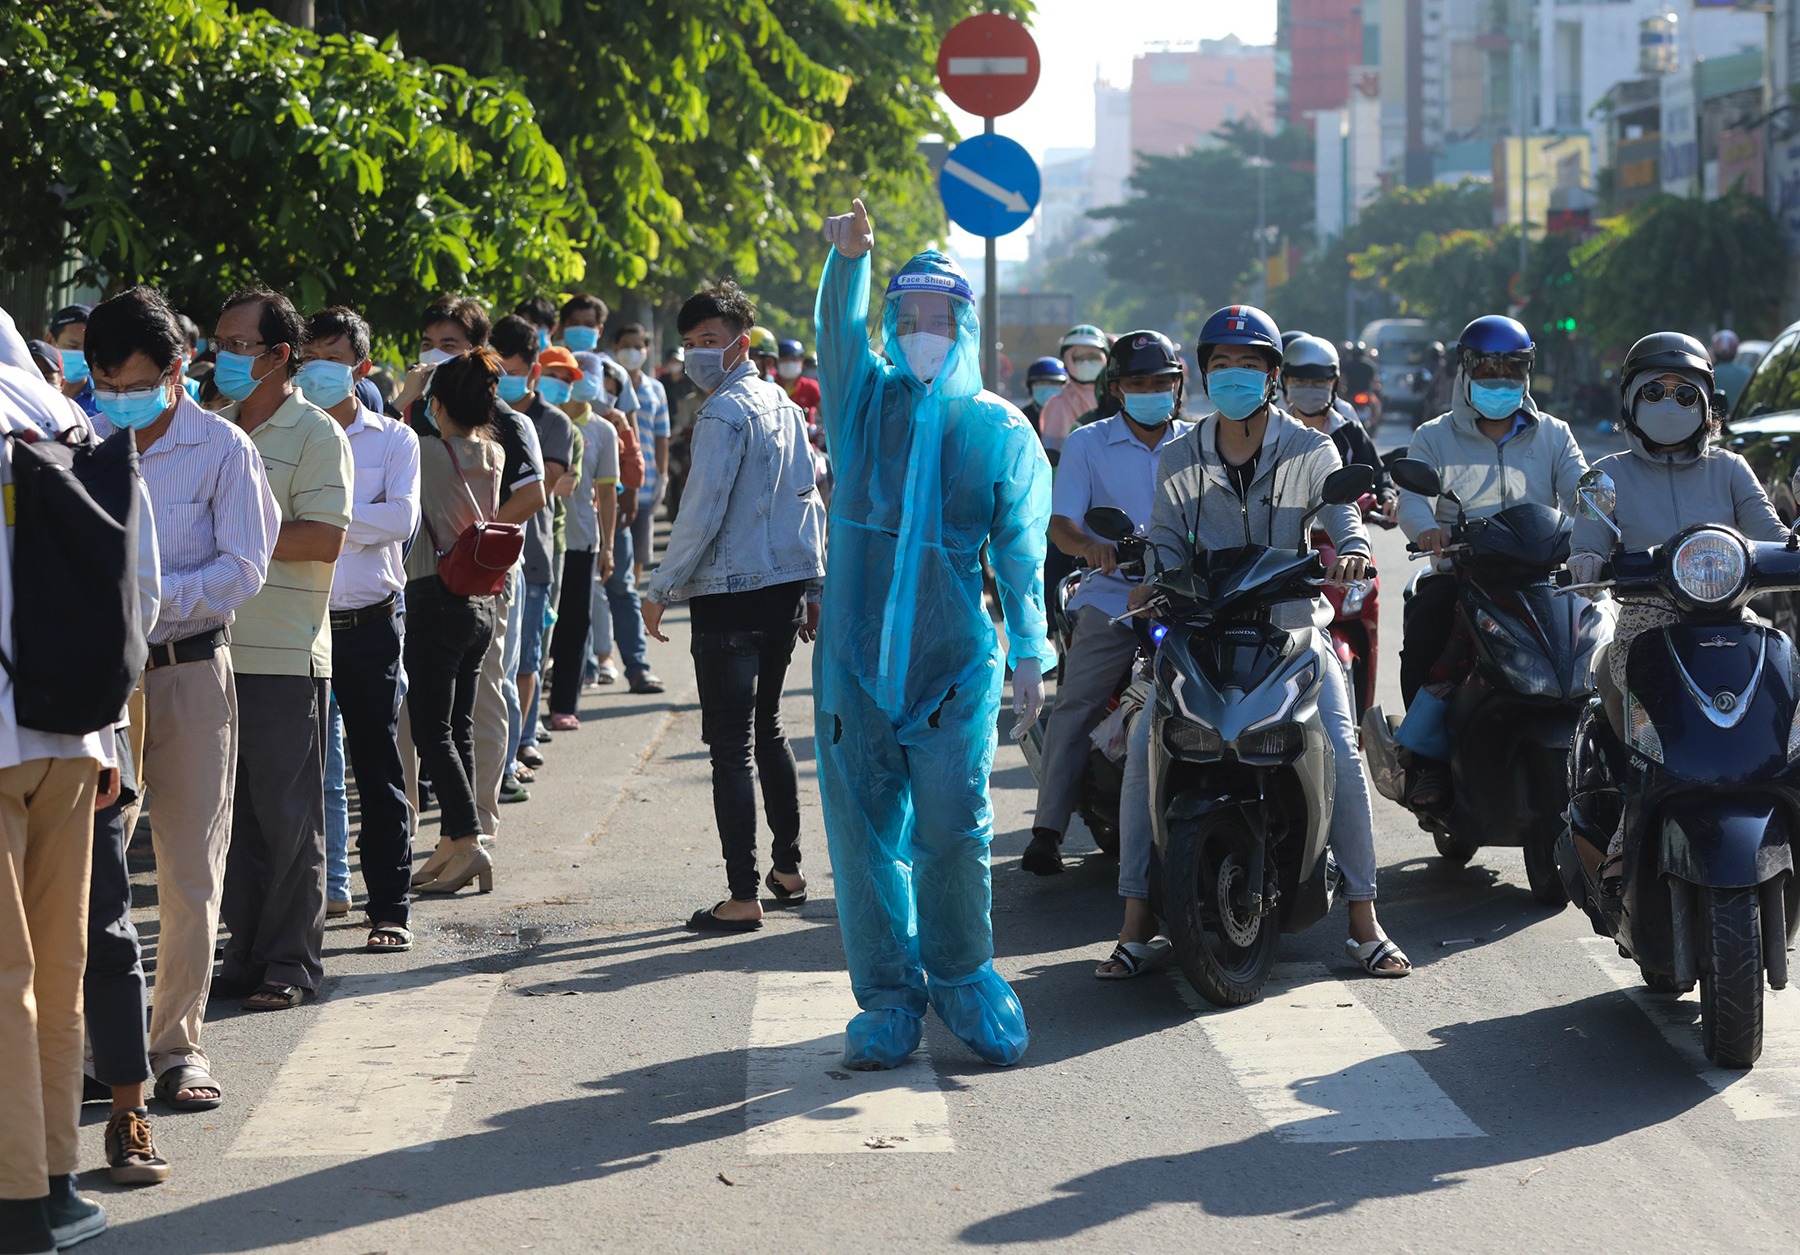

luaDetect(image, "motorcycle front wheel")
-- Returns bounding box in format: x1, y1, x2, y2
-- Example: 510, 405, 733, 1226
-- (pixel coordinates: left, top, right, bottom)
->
1700, 885, 1764, 1069
1522, 745, 1570, 908
1166, 811, 1280, 1007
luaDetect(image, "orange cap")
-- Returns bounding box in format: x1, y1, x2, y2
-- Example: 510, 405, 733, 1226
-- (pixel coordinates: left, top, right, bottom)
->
537, 345, 585, 380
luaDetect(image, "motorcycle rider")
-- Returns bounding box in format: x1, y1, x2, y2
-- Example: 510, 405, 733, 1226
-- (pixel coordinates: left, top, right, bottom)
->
1710, 329, 1753, 414
1022, 332, 1196, 876
1106, 305, 1410, 980
1340, 339, 1381, 426
774, 338, 821, 419
1396, 315, 1588, 808
1568, 333, 1788, 886
1280, 333, 1395, 517
1038, 324, 1111, 455
748, 326, 780, 382
1021, 356, 1068, 436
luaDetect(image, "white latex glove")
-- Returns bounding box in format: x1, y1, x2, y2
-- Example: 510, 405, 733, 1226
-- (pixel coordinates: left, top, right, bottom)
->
1010, 658, 1044, 743
823, 198, 874, 259
1568, 552, 1605, 585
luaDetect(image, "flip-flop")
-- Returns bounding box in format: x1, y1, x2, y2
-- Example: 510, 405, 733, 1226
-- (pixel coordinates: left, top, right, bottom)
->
1346, 937, 1412, 977
765, 867, 807, 907
153, 1064, 222, 1111
686, 902, 762, 933
366, 924, 414, 952
1095, 938, 1171, 980
243, 982, 310, 1011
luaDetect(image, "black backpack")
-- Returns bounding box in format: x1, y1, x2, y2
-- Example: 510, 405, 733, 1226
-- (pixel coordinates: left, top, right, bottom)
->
0, 426, 146, 734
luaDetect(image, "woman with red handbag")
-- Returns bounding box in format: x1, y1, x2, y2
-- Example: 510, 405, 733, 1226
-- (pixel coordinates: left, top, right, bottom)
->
405, 350, 520, 895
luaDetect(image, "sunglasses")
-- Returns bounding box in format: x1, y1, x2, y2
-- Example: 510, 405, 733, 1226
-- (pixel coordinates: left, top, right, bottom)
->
1637, 380, 1702, 408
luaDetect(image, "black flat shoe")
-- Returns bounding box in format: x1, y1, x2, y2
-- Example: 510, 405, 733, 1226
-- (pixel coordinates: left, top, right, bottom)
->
1021, 828, 1064, 876
686, 902, 763, 932
765, 867, 807, 907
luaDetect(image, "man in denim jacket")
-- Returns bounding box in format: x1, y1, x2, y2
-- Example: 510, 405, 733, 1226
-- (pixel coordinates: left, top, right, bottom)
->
642, 282, 827, 931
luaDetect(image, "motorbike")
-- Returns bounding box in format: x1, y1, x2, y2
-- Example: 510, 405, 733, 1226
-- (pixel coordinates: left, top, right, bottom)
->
1019, 507, 1151, 859
1118, 464, 1374, 1006
1558, 469, 1800, 1068
1361, 458, 1610, 906
1314, 492, 1389, 719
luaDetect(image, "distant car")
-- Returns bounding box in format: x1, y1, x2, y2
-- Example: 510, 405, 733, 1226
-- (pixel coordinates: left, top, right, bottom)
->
1718, 322, 1800, 633
1359, 318, 1441, 424
1738, 339, 1772, 377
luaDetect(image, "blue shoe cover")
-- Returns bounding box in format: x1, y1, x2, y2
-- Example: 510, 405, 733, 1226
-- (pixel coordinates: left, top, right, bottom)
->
928, 966, 1029, 1066
843, 1008, 923, 1071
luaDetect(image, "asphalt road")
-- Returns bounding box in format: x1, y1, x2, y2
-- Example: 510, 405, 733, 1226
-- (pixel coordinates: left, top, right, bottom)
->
82, 416, 1800, 1255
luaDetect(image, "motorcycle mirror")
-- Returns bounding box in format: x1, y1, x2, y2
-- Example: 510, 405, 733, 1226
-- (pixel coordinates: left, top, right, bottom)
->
1386, 456, 1443, 498
1576, 468, 1622, 542
1084, 506, 1137, 543
1320, 464, 1375, 506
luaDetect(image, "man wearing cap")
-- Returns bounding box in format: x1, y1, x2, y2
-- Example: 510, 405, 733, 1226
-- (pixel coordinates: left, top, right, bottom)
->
774, 339, 821, 419
48, 305, 98, 418
1037, 324, 1110, 455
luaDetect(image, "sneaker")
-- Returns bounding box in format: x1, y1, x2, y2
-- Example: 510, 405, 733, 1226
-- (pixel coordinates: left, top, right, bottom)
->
499, 774, 530, 804
45, 1176, 105, 1249
628, 672, 666, 695
104, 1108, 170, 1186
517, 744, 545, 769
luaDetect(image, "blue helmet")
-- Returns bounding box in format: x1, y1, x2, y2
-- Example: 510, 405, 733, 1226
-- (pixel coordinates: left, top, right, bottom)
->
1197, 304, 1283, 371
1458, 315, 1534, 371
1026, 356, 1067, 384
777, 338, 804, 359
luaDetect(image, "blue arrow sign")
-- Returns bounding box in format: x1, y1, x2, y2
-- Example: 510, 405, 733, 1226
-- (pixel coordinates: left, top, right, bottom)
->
939, 134, 1040, 239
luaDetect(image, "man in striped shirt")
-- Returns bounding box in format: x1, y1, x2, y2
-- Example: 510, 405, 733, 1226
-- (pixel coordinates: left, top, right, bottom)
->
213, 288, 353, 1015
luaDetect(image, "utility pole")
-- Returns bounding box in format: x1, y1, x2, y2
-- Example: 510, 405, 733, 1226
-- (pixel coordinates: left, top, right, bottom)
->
1514, 1, 1530, 297
983, 116, 999, 391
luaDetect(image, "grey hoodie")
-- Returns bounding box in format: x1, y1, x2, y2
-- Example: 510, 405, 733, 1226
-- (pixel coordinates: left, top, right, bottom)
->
1571, 429, 1786, 557
1149, 406, 1367, 630
1396, 367, 1588, 540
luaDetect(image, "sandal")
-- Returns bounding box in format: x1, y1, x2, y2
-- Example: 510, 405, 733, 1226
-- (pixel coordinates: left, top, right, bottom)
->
1095, 938, 1171, 980
1346, 937, 1412, 978
366, 923, 413, 952
153, 1064, 222, 1111
765, 867, 807, 907
513, 764, 537, 784
549, 713, 580, 731
686, 902, 762, 933
243, 983, 309, 1011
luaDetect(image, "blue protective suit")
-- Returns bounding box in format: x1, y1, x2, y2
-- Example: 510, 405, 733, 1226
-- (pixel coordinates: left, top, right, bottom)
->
813, 247, 1056, 1070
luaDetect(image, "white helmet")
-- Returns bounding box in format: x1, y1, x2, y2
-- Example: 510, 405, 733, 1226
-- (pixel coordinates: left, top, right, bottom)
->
1281, 334, 1340, 380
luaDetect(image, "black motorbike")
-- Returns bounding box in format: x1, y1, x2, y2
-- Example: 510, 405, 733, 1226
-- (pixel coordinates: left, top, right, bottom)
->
1134, 465, 1373, 1005
1559, 471, 1800, 1069
1019, 507, 1149, 859
1362, 458, 1610, 906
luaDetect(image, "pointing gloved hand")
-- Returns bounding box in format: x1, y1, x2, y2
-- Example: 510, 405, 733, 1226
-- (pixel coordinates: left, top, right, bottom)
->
1010, 658, 1043, 743
1567, 552, 1605, 586
823, 198, 874, 260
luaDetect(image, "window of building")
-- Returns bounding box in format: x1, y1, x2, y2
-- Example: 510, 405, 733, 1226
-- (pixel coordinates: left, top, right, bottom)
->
1150, 58, 1191, 85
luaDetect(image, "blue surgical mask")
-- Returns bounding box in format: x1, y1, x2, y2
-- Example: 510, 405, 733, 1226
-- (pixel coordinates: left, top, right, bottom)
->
295, 359, 356, 410
60, 348, 90, 383
561, 326, 599, 353
538, 329, 551, 352
1208, 367, 1272, 421
94, 380, 173, 430
1030, 383, 1062, 407
1468, 379, 1526, 420
537, 376, 574, 406
571, 376, 601, 403
497, 374, 532, 403
212, 349, 269, 402
1121, 390, 1176, 426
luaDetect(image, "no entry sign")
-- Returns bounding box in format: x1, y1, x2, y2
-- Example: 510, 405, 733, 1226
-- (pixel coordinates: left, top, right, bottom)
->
936, 13, 1040, 118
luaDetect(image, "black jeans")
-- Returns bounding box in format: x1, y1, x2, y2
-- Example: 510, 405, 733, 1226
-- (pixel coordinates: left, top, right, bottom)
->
549, 549, 595, 715
1400, 570, 1460, 708
332, 611, 411, 926
403, 577, 496, 839
692, 625, 803, 901
86, 731, 148, 1087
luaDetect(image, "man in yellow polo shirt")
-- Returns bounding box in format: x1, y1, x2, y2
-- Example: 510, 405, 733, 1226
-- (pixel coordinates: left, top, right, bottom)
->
212, 288, 353, 1012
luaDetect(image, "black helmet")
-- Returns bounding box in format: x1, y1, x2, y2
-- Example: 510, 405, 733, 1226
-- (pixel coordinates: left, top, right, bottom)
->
1096, 330, 1183, 419
1619, 332, 1716, 420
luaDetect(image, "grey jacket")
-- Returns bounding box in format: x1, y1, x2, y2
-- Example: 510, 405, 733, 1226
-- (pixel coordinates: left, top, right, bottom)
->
1149, 407, 1368, 629
1572, 432, 1787, 557
1397, 370, 1588, 540
645, 361, 826, 603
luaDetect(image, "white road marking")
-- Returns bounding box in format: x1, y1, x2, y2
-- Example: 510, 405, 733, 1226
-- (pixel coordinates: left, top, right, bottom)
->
227, 969, 502, 1157
1177, 962, 1486, 1142
745, 972, 952, 1154
1582, 937, 1800, 1119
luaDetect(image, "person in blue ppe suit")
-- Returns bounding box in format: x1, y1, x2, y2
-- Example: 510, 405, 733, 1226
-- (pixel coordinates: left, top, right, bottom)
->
814, 198, 1055, 1070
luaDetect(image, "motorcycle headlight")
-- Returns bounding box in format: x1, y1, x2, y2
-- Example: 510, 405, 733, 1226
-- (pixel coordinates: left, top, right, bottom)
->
1671, 529, 1748, 605
1235, 721, 1305, 761
1475, 609, 1520, 652
1626, 691, 1664, 764
1164, 718, 1223, 760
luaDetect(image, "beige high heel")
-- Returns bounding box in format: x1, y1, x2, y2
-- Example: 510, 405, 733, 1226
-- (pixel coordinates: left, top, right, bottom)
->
415, 837, 494, 895
411, 836, 455, 887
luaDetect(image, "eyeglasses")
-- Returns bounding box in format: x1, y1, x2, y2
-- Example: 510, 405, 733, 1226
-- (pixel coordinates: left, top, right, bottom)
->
1637, 380, 1702, 408
212, 336, 268, 357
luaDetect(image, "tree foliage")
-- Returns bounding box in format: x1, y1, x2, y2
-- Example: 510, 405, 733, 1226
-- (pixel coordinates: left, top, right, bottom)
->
0, 0, 587, 337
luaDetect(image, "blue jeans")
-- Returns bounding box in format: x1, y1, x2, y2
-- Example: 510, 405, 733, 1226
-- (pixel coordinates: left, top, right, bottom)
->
587, 523, 651, 678
324, 696, 350, 903
516, 579, 552, 752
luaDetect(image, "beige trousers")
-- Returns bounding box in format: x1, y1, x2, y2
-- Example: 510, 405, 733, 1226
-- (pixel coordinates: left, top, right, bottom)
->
0, 756, 101, 1198
472, 574, 514, 838
140, 651, 237, 1078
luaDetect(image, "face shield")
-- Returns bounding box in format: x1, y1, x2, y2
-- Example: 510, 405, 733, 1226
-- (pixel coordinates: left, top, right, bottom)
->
882, 252, 982, 395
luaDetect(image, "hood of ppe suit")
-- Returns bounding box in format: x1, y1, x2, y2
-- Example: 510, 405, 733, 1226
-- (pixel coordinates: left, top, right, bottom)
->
815, 248, 1054, 724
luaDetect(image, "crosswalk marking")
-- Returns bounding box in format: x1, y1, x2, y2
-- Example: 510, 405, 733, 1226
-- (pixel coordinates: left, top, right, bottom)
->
1582, 937, 1800, 1119
1178, 962, 1486, 1142
744, 972, 953, 1154
226, 969, 502, 1157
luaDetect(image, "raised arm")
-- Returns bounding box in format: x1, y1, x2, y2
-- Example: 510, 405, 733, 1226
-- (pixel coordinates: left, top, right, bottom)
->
814, 198, 882, 454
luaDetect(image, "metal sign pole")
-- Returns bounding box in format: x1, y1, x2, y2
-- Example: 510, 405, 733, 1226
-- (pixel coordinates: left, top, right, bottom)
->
983, 115, 999, 392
